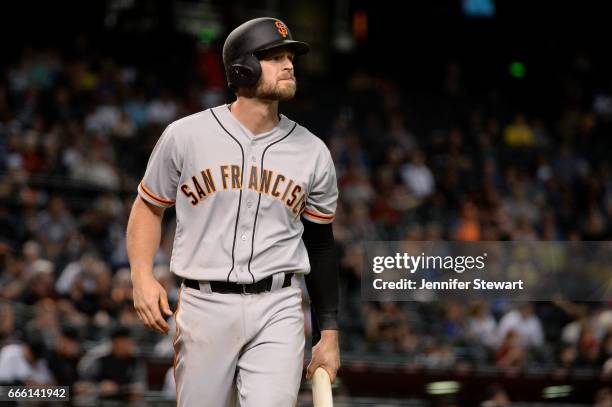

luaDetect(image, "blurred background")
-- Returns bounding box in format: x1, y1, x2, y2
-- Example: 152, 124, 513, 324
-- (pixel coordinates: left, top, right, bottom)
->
0, 0, 611, 405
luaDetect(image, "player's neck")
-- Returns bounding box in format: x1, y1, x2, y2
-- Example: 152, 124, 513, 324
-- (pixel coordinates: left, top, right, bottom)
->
230, 98, 280, 136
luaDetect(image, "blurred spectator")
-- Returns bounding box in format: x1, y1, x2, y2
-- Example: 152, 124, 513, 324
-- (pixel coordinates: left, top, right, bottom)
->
501, 178, 540, 225
195, 41, 226, 109
21, 260, 56, 305
553, 144, 589, 184
70, 147, 120, 191
25, 299, 61, 346
595, 388, 612, 407
365, 302, 413, 353
503, 113, 534, 148
400, 150, 435, 200
0, 302, 16, 342
82, 325, 145, 401
46, 326, 83, 386
0, 334, 54, 385
575, 325, 602, 368
560, 303, 590, 346
339, 164, 376, 206
556, 344, 578, 374
35, 196, 75, 259
147, 90, 178, 124
0, 32, 611, 403
454, 201, 481, 241
480, 383, 510, 407
110, 268, 134, 308
466, 301, 497, 349
497, 303, 544, 349
495, 330, 525, 372
56, 251, 99, 296
344, 203, 379, 242
124, 90, 148, 129
416, 339, 456, 369
388, 111, 417, 153
600, 329, 612, 371
441, 301, 467, 342
84, 95, 122, 136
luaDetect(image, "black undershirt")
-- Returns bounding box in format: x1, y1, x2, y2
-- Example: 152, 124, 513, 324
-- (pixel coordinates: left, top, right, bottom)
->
302, 218, 339, 345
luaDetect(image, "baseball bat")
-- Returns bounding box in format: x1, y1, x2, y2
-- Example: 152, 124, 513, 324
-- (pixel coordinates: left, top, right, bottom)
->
311, 367, 333, 407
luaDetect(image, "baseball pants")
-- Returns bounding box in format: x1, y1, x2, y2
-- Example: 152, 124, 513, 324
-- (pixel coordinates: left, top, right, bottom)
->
173, 274, 305, 406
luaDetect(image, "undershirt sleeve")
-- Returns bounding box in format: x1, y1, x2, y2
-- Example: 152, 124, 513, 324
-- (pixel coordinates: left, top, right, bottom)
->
302, 218, 339, 345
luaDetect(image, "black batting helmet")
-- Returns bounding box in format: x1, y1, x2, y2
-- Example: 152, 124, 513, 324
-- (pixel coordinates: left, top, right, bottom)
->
222, 17, 310, 89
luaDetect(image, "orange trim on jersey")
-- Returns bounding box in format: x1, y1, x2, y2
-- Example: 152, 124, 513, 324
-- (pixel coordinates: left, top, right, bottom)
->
140, 182, 175, 206
303, 209, 335, 221
173, 286, 183, 407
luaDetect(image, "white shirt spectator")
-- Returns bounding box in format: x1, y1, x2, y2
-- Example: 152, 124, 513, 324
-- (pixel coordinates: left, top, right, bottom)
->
0, 344, 53, 384
147, 98, 177, 124
77, 341, 111, 381
561, 319, 583, 345
400, 162, 434, 199
70, 152, 120, 191
56, 253, 98, 295
498, 309, 544, 348
85, 104, 121, 135
467, 314, 498, 348
55, 260, 83, 295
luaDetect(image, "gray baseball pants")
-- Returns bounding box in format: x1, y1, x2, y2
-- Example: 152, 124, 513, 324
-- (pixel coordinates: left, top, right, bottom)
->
172, 274, 304, 406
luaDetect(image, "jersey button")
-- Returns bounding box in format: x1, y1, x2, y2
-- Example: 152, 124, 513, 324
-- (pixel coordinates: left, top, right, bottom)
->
251, 156, 256, 162
247, 201, 252, 208
241, 234, 247, 241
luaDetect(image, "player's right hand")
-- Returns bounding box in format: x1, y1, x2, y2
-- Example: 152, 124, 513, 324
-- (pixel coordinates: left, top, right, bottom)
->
132, 274, 173, 334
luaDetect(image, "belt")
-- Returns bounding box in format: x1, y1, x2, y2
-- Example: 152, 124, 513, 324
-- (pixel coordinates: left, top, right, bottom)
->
184, 273, 294, 294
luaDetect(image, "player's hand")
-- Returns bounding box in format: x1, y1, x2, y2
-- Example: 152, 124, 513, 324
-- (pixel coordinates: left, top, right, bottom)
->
306, 330, 340, 383
132, 273, 173, 334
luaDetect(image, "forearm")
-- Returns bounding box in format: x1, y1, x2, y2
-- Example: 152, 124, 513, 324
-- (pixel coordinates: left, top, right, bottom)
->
302, 219, 339, 331
126, 196, 165, 280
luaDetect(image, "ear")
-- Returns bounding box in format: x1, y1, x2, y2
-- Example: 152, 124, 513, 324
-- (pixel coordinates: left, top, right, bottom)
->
232, 64, 255, 83
229, 54, 261, 88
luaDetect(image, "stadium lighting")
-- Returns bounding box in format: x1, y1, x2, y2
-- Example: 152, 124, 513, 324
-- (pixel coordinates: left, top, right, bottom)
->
542, 385, 572, 399
509, 61, 526, 78
198, 27, 216, 44
426, 381, 461, 395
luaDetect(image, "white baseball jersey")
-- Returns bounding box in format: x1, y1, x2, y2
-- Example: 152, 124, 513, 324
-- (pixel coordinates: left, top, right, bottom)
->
137, 104, 338, 283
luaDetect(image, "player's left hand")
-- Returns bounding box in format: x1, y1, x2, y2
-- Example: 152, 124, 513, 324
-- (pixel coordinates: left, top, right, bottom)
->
306, 330, 340, 383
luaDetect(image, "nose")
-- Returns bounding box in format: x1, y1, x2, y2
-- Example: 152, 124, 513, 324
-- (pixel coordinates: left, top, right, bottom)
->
282, 55, 294, 70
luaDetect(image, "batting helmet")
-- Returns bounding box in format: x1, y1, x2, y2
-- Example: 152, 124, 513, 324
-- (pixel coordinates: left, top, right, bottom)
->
223, 17, 310, 89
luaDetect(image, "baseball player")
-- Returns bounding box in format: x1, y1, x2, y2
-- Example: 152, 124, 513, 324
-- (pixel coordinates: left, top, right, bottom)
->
127, 17, 340, 406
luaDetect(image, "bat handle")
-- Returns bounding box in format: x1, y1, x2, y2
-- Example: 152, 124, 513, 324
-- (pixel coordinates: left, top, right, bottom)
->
311, 367, 333, 407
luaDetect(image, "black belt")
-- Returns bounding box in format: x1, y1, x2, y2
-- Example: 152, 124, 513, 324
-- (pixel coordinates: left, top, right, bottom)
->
184, 273, 293, 294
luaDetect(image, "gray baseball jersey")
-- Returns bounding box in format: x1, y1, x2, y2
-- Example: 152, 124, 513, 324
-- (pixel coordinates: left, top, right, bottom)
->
137, 104, 338, 283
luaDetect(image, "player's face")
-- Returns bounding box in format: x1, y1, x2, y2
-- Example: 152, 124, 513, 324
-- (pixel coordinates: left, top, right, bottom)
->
255, 47, 297, 101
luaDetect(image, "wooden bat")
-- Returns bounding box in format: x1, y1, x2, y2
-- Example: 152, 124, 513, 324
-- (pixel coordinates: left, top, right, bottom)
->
311, 367, 333, 407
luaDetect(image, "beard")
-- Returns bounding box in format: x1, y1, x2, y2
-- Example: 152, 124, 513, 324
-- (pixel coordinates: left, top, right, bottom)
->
254, 77, 297, 101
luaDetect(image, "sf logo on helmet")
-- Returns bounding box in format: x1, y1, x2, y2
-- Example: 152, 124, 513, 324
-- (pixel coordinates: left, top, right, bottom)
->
275, 21, 288, 38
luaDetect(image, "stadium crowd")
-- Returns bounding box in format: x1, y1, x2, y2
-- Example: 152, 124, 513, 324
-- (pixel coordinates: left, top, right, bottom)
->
0, 41, 611, 404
